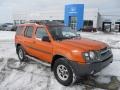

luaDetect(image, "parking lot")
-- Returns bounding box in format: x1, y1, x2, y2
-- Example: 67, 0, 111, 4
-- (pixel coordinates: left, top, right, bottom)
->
0, 31, 120, 90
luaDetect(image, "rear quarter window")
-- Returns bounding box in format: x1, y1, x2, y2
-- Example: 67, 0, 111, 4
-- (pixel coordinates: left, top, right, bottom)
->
16, 26, 24, 35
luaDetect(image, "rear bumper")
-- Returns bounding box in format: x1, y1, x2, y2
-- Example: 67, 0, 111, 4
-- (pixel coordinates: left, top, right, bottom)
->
70, 56, 113, 77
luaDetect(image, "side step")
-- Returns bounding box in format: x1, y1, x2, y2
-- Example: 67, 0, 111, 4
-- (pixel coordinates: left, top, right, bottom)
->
26, 55, 51, 67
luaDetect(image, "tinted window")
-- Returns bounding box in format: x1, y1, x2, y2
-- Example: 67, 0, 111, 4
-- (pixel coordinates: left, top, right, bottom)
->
24, 26, 33, 38
36, 28, 48, 39
16, 26, 24, 35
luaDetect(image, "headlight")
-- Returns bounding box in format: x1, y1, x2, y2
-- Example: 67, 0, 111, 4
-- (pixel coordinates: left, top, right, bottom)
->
89, 51, 96, 60
83, 51, 98, 63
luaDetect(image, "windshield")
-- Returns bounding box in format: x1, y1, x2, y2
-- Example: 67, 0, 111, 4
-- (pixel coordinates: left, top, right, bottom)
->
48, 26, 80, 41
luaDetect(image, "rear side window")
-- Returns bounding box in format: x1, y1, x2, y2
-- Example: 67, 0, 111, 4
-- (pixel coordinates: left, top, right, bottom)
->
16, 26, 24, 35
24, 26, 33, 38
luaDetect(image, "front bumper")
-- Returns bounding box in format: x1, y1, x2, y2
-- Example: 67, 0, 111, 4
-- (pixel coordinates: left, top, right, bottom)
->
70, 55, 113, 77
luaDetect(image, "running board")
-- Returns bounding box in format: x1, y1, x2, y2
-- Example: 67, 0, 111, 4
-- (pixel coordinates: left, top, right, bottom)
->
26, 55, 51, 67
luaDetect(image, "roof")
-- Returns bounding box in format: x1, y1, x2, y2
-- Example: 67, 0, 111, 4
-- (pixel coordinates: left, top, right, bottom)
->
17, 21, 64, 27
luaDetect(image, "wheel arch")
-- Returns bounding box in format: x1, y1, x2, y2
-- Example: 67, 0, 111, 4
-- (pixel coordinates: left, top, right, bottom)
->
16, 44, 27, 55
51, 54, 68, 71
16, 44, 21, 53
16, 43, 21, 47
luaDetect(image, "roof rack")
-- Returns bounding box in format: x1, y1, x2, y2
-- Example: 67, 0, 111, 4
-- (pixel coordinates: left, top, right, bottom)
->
31, 21, 64, 26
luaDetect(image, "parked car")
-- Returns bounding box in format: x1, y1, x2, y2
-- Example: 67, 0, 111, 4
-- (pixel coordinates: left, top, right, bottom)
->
0, 24, 6, 30
15, 22, 113, 86
1, 23, 14, 31
0, 24, 3, 30
11, 25, 17, 31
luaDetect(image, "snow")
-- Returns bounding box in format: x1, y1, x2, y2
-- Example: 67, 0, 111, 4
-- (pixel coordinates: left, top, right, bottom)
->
0, 31, 120, 90
0, 42, 17, 58
79, 32, 120, 49
0, 31, 15, 42
95, 76, 111, 84
97, 61, 120, 77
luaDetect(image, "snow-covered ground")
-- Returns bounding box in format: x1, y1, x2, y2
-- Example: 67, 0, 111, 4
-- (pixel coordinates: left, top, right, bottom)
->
0, 31, 120, 90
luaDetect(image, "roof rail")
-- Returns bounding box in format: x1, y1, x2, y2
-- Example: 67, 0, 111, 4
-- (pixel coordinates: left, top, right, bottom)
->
31, 21, 64, 26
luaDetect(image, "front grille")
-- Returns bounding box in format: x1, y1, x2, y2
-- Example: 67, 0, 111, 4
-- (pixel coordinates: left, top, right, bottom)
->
99, 47, 112, 61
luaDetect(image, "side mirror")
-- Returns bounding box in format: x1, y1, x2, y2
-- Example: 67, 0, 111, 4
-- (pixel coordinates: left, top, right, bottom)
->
42, 36, 51, 42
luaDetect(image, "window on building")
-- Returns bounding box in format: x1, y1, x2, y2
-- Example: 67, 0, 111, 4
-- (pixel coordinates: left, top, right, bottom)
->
20, 20, 25, 24
84, 20, 93, 27
14, 20, 20, 25
69, 16, 77, 30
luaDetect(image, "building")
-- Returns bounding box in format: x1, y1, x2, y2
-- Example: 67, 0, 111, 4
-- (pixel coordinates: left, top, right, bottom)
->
98, 14, 120, 32
64, 4, 84, 30
13, 4, 120, 32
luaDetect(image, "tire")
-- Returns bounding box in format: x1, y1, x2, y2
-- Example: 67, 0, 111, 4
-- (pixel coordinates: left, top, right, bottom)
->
53, 58, 76, 86
17, 46, 26, 62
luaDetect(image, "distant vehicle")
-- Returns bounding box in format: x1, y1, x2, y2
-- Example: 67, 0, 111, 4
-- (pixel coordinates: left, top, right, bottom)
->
3, 23, 14, 31
0, 24, 5, 30
0, 24, 3, 30
11, 25, 17, 31
0, 23, 16, 31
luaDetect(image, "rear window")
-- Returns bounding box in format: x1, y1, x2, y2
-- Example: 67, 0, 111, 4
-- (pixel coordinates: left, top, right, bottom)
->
16, 26, 24, 35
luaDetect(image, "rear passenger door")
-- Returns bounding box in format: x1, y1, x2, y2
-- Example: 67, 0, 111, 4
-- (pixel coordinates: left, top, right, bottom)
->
23, 26, 35, 56
33, 27, 53, 62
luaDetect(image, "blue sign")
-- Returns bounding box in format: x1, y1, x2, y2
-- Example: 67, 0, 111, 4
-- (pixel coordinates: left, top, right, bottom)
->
64, 4, 84, 30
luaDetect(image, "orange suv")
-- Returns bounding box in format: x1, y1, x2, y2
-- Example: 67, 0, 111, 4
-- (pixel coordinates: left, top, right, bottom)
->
15, 22, 113, 86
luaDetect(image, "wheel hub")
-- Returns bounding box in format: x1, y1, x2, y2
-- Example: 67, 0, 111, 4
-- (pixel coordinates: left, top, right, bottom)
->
57, 65, 69, 81
19, 49, 23, 60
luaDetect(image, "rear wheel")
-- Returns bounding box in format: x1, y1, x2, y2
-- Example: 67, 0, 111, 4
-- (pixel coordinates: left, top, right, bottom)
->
53, 58, 76, 86
17, 46, 26, 62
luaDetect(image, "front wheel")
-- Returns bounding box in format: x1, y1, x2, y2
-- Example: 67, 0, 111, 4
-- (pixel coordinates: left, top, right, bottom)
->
53, 58, 76, 86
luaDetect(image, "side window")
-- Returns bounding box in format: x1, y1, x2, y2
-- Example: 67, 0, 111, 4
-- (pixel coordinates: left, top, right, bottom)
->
16, 26, 24, 35
36, 28, 48, 39
24, 26, 33, 38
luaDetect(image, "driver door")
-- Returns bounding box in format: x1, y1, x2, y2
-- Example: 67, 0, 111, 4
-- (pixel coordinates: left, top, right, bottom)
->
33, 27, 53, 63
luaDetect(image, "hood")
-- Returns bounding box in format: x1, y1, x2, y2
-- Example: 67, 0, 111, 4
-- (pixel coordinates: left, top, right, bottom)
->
59, 38, 107, 51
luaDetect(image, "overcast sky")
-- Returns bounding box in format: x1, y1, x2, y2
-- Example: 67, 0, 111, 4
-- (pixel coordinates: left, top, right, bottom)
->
0, 0, 120, 23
